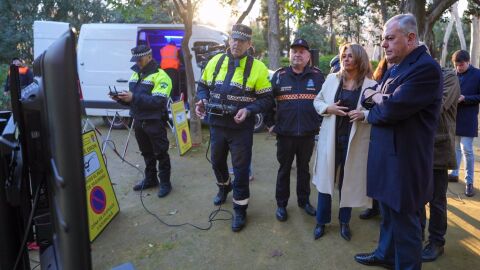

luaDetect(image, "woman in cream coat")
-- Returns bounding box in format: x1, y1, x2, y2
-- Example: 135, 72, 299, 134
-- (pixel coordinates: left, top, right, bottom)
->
312, 43, 377, 241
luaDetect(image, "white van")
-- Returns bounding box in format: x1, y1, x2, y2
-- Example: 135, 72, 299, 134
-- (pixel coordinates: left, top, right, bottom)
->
34, 21, 228, 127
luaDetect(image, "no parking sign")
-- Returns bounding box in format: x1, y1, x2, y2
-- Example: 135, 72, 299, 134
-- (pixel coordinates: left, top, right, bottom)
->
83, 130, 120, 242
171, 101, 192, 155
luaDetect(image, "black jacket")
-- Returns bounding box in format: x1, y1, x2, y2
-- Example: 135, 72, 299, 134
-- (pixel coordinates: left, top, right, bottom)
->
265, 66, 325, 136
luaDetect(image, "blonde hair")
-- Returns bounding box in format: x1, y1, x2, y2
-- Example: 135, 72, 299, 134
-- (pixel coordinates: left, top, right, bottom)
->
337, 43, 372, 89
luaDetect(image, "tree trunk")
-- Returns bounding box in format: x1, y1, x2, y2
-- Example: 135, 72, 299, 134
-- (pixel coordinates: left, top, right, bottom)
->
405, 0, 426, 38
329, 8, 336, 54
267, 0, 281, 69
440, 16, 454, 67
470, 15, 480, 67
405, 0, 457, 58
380, 0, 389, 25
452, 2, 466, 50
174, 0, 202, 145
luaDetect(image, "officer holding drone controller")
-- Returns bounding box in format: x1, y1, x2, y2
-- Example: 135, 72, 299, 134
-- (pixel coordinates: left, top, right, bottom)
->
195, 24, 273, 232
110, 45, 173, 198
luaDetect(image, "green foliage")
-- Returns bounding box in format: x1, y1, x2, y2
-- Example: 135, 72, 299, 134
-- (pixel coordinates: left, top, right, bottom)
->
261, 56, 290, 68
107, 0, 179, 23
0, 0, 114, 63
294, 23, 330, 52
0, 64, 10, 110
318, 54, 336, 74
251, 25, 267, 56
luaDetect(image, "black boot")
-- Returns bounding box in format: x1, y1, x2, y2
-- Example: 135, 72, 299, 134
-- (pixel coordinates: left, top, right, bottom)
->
133, 177, 158, 191
276, 207, 288, 221
232, 209, 246, 232
213, 183, 232, 205
340, 223, 351, 241
299, 202, 316, 216
359, 208, 380, 219
134, 154, 158, 191
314, 224, 325, 240
422, 241, 444, 262
157, 164, 172, 198
157, 182, 172, 198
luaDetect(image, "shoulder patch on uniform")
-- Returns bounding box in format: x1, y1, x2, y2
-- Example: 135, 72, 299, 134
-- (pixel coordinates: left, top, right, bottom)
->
160, 82, 168, 89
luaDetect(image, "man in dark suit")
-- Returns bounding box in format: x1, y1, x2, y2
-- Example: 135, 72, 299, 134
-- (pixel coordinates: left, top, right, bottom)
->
354, 14, 443, 270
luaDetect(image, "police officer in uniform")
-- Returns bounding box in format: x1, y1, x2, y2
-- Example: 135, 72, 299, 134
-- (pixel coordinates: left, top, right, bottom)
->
195, 24, 273, 232
4, 58, 34, 92
110, 45, 173, 198
160, 41, 181, 100
265, 39, 325, 221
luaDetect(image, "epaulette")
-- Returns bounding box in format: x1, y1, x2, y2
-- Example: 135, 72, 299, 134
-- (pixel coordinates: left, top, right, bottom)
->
311, 66, 322, 73
275, 67, 287, 75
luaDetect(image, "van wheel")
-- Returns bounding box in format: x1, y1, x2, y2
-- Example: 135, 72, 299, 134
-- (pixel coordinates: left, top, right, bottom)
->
103, 116, 131, 130
254, 113, 265, 133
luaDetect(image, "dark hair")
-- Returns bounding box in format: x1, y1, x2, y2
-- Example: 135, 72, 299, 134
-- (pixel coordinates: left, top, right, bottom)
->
452, 50, 470, 63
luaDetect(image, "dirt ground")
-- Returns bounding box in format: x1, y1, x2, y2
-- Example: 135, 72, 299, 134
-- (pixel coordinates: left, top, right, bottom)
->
82, 117, 480, 270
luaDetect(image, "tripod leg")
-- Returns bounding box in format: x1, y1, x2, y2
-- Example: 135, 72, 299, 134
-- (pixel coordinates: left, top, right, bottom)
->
121, 118, 135, 161
102, 112, 118, 154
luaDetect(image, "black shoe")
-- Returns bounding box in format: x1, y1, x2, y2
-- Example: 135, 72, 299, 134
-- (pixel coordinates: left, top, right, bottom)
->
276, 207, 288, 222
422, 242, 444, 262
157, 183, 172, 198
340, 223, 351, 241
313, 224, 325, 240
448, 174, 459, 182
213, 184, 232, 205
354, 252, 394, 269
465, 184, 475, 197
133, 178, 158, 191
299, 202, 316, 216
359, 208, 380, 219
232, 210, 246, 232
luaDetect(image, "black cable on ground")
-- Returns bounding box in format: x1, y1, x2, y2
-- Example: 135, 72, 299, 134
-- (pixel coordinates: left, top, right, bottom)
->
101, 134, 233, 231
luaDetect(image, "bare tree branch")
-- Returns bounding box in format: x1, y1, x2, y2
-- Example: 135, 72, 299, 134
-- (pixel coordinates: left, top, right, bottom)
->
236, 0, 256, 24
179, 0, 187, 10
426, 0, 458, 24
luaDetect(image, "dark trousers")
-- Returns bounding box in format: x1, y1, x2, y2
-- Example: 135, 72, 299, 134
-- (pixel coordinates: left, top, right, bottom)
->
275, 135, 315, 207
420, 169, 448, 246
134, 119, 171, 184
374, 202, 422, 270
164, 68, 179, 100
210, 126, 253, 211
316, 135, 352, 224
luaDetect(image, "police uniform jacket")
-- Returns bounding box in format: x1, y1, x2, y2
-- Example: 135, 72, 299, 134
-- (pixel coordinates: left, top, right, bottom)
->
265, 66, 325, 136
123, 60, 172, 120
196, 51, 273, 130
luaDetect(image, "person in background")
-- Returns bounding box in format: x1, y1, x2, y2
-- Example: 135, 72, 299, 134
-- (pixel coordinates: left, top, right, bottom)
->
160, 41, 181, 100
420, 66, 460, 262
312, 43, 376, 241
4, 57, 34, 92
448, 50, 480, 197
110, 45, 173, 198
